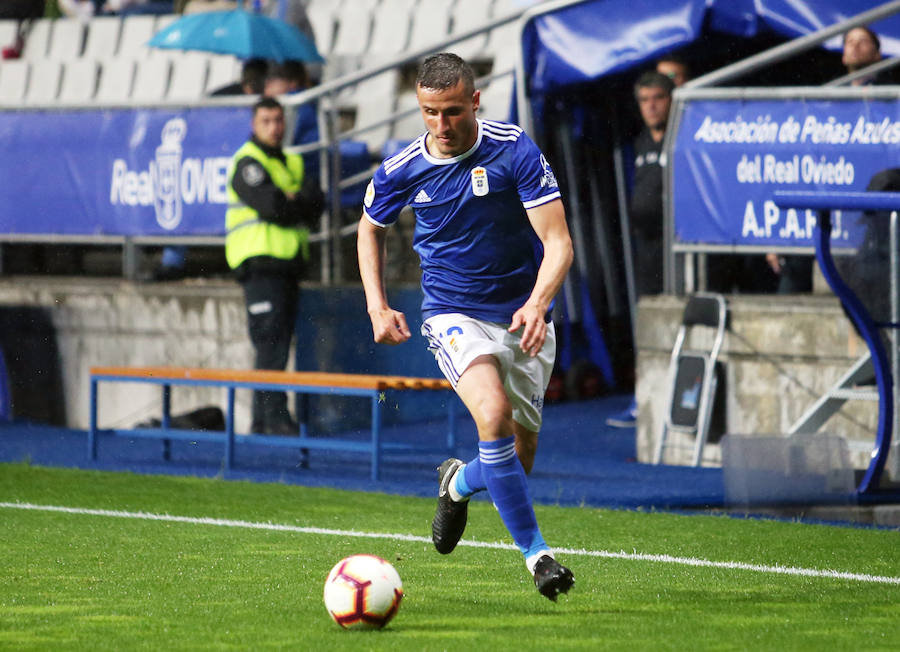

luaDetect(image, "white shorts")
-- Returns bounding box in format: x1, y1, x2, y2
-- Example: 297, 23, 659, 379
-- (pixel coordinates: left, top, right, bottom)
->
421, 313, 556, 432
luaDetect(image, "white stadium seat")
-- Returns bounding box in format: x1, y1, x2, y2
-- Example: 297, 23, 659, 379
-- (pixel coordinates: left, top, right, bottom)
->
24, 60, 62, 105
0, 60, 29, 103
407, 0, 453, 54
368, 0, 415, 55
330, 0, 376, 57
391, 90, 425, 143
118, 14, 157, 60
47, 18, 85, 60
131, 57, 172, 103
96, 58, 137, 103
0, 20, 19, 50
477, 74, 514, 121
21, 17, 51, 60
205, 54, 241, 94
307, 4, 337, 56
83, 16, 123, 60
450, 0, 494, 60
167, 53, 209, 101
59, 59, 99, 103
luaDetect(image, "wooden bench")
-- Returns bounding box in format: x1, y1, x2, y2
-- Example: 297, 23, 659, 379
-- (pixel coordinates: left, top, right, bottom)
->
89, 366, 457, 480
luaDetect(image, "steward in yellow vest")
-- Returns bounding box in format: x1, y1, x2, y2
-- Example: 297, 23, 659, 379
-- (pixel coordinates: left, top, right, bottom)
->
226, 97, 323, 435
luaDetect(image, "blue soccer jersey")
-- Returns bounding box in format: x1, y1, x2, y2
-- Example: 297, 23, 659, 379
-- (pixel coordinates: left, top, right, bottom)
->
363, 119, 561, 323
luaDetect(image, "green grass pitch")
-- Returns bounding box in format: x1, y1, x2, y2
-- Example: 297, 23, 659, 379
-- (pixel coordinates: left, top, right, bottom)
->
1, 463, 899, 650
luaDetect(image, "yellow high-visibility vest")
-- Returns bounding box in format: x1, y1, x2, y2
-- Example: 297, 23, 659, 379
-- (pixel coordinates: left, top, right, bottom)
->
225, 140, 310, 270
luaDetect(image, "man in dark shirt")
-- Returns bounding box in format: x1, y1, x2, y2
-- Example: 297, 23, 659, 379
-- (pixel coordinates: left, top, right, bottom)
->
630, 70, 673, 297
607, 70, 674, 428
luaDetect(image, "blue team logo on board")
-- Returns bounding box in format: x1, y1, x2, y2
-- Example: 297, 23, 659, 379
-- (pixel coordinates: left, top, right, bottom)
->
471, 166, 489, 196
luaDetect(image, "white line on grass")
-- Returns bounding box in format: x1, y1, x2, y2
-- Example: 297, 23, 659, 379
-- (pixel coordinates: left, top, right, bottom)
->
3, 501, 899, 586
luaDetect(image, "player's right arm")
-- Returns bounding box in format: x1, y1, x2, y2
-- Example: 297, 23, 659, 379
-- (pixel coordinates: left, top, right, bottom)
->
357, 215, 411, 344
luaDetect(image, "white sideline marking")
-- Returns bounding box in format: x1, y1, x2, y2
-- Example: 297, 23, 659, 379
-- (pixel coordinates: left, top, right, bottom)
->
3, 501, 899, 586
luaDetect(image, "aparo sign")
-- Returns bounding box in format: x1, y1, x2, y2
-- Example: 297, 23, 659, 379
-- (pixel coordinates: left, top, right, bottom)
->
671, 97, 900, 249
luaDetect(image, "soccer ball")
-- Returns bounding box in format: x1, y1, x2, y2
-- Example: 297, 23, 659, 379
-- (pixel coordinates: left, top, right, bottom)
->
323, 554, 404, 629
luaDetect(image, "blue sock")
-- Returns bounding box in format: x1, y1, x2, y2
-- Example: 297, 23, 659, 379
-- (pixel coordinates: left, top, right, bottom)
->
478, 436, 548, 559
453, 455, 486, 498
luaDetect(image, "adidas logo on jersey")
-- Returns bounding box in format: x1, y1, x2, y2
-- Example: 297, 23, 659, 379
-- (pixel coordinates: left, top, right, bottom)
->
414, 189, 433, 203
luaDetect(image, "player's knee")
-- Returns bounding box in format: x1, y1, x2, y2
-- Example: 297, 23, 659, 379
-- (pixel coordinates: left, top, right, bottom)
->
473, 399, 513, 437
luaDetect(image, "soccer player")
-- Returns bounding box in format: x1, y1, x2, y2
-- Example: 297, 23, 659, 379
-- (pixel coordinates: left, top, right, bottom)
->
357, 53, 575, 601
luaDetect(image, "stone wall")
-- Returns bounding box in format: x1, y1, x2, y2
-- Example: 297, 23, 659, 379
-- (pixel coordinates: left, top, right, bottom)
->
0, 278, 889, 476
635, 294, 883, 471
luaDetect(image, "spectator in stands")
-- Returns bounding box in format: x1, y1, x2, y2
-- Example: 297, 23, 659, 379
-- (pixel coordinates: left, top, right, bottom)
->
57, 0, 102, 22
0, 1, 45, 19
656, 55, 690, 88
842, 25, 883, 85
101, 0, 174, 14
225, 96, 323, 435
263, 60, 321, 182
358, 52, 575, 601
607, 70, 674, 428
209, 58, 268, 96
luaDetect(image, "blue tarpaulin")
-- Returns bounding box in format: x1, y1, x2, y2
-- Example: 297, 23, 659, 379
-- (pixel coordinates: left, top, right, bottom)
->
522, 0, 900, 96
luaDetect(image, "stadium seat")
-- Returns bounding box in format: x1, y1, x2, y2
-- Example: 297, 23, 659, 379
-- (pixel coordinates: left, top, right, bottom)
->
392, 90, 425, 143
368, 0, 415, 56
407, 0, 453, 54
24, 60, 62, 105
118, 14, 158, 60
0, 20, 18, 51
330, 0, 376, 57
449, 0, 493, 60
205, 54, 241, 95
20, 17, 51, 60
47, 18, 85, 60
83, 16, 123, 60
96, 59, 137, 103
131, 57, 172, 103
167, 53, 209, 101
352, 87, 398, 155
0, 60, 29, 103
59, 59, 99, 103
148, 14, 179, 57
307, 3, 337, 57
477, 74, 514, 121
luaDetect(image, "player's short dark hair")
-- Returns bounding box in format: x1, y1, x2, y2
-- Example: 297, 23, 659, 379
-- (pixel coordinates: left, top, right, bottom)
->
634, 70, 675, 98
843, 25, 881, 52
416, 52, 475, 95
253, 96, 284, 116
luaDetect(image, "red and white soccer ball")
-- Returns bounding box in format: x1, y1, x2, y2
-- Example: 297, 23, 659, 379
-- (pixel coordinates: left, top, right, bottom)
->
323, 554, 404, 630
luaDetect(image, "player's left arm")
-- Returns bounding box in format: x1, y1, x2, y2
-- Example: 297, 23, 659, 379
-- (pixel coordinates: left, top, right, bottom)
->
509, 198, 574, 356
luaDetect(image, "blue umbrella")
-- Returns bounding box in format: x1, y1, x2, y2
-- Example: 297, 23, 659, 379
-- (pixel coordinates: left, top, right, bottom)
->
148, 9, 323, 63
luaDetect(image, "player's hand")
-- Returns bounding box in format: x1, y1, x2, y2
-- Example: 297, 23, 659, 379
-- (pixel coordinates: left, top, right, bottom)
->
369, 308, 411, 345
508, 303, 547, 357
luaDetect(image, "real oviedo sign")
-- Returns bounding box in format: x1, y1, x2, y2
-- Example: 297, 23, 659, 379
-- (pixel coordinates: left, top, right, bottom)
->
671, 98, 900, 249
0, 107, 248, 236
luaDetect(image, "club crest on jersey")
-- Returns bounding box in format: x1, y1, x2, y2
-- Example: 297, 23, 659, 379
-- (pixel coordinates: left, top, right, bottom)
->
470, 166, 489, 196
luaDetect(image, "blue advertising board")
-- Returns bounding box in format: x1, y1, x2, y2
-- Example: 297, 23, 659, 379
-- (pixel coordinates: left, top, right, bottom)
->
0, 106, 249, 236
671, 98, 900, 249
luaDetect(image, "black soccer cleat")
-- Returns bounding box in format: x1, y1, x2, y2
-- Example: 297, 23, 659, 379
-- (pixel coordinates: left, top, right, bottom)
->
431, 458, 468, 555
533, 555, 574, 601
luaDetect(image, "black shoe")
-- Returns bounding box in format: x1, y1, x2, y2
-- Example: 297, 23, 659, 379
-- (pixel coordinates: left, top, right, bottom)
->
533, 555, 574, 602
431, 458, 468, 555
